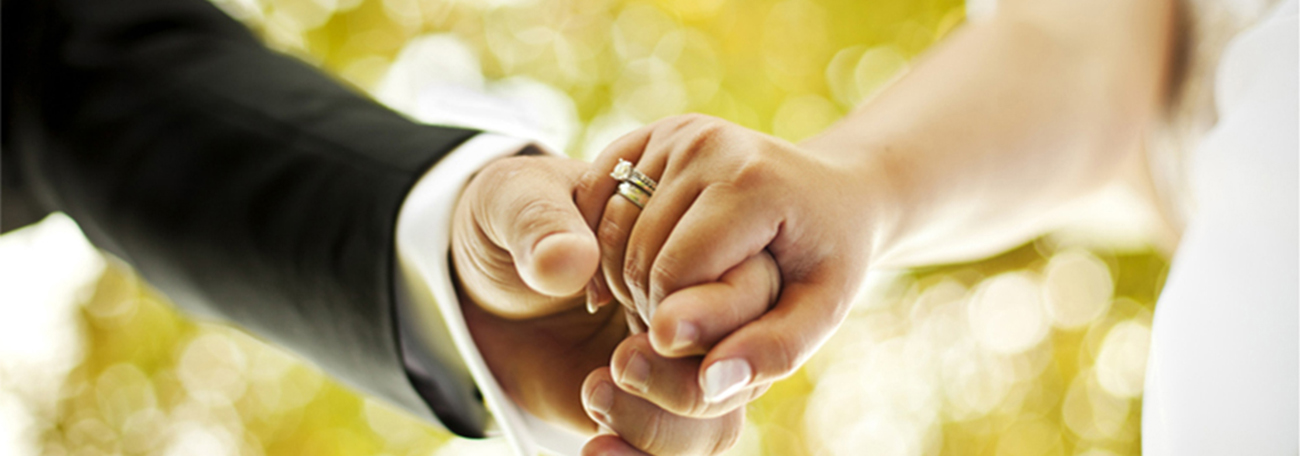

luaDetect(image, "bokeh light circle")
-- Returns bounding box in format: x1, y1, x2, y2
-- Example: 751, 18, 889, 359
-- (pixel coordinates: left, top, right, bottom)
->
968, 272, 1050, 355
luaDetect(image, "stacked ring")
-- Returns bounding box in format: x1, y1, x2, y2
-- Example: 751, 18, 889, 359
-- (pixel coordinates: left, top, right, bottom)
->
617, 182, 651, 209
610, 159, 658, 208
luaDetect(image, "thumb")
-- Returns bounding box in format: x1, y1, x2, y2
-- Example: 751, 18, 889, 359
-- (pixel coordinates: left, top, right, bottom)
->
483, 156, 601, 298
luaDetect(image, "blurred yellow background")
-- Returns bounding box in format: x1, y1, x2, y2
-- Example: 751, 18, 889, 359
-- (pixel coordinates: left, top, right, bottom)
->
0, 0, 1168, 455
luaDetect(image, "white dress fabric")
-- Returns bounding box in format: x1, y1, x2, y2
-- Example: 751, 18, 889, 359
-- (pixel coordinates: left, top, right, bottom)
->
1141, 1, 1299, 453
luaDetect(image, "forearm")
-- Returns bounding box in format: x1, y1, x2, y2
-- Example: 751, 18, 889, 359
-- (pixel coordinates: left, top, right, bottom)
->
804, 0, 1175, 267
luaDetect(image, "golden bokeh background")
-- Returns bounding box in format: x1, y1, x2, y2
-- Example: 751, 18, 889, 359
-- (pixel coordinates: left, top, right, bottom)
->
0, 0, 1169, 455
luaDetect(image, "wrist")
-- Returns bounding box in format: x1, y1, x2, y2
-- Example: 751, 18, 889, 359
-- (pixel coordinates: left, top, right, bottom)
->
798, 135, 908, 269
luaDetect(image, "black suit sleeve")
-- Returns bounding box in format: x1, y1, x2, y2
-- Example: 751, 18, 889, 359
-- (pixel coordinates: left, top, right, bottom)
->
2, 0, 489, 436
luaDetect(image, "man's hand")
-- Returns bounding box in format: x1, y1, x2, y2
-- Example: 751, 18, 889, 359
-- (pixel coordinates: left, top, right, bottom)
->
451, 154, 615, 432
453, 155, 601, 320
450, 153, 756, 453
576, 253, 781, 455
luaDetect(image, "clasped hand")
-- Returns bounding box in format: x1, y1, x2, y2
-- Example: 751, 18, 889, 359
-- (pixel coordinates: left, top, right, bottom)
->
451, 114, 876, 455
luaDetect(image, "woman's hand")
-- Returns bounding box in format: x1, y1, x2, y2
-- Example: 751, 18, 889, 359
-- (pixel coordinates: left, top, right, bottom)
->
451, 153, 772, 452
574, 114, 883, 442
562, 0, 1176, 448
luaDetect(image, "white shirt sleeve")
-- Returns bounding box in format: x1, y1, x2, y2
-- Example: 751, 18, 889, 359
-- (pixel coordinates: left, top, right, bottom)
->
393, 132, 589, 456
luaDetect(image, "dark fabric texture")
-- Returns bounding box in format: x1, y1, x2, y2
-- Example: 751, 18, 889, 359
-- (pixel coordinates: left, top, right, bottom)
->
2, 0, 488, 437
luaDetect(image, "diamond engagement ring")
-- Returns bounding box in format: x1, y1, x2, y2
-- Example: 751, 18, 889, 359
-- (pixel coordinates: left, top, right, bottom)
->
611, 159, 657, 208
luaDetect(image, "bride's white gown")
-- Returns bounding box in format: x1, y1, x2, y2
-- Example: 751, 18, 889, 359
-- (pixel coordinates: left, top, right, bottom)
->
1141, 0, 1298, 453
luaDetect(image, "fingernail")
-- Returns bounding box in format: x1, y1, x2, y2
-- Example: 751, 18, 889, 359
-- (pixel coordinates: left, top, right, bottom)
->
702, 359, 752, 404
587, 382, 614, 425
587, 278, 613, 314
618, 351, 650, 393
670, 321, 699, 352
586, 283, 600, 314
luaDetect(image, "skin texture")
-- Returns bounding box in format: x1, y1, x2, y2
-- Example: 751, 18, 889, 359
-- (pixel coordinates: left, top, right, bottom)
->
451, 0, 1175, 453
569, 0, 1176, 453
574, 115, 876, 453
451, 155, 617, 431
451, 154, 772, 452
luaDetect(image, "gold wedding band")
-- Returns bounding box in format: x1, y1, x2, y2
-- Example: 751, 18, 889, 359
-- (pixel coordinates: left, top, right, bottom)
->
617, 182, 651, 209
610, 159, 657, 209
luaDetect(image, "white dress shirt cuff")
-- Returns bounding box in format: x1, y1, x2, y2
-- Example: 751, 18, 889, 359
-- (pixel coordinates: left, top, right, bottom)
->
394, 132, 588, 456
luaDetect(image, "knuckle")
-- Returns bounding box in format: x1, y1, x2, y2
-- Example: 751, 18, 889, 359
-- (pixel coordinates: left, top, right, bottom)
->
623, 242, 647, 276
667, 113, 714, 132
647, 255, 683, 295
596, 215, 628, 249
476, 156, 535, 194
596, 218, 631, 296
514, 197, 567, 238
475, 156, 516, 184
680, 112, 714, 124
622, 254, 650, 298
706, 414, 745, 456
673, 118, 728, 164
767, 331, 803, 378
639, 408, 667, 455
464, 161, 512, 215
731, 150, 778, 189
574, 167, 602, 200
683, 387, 711, 418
